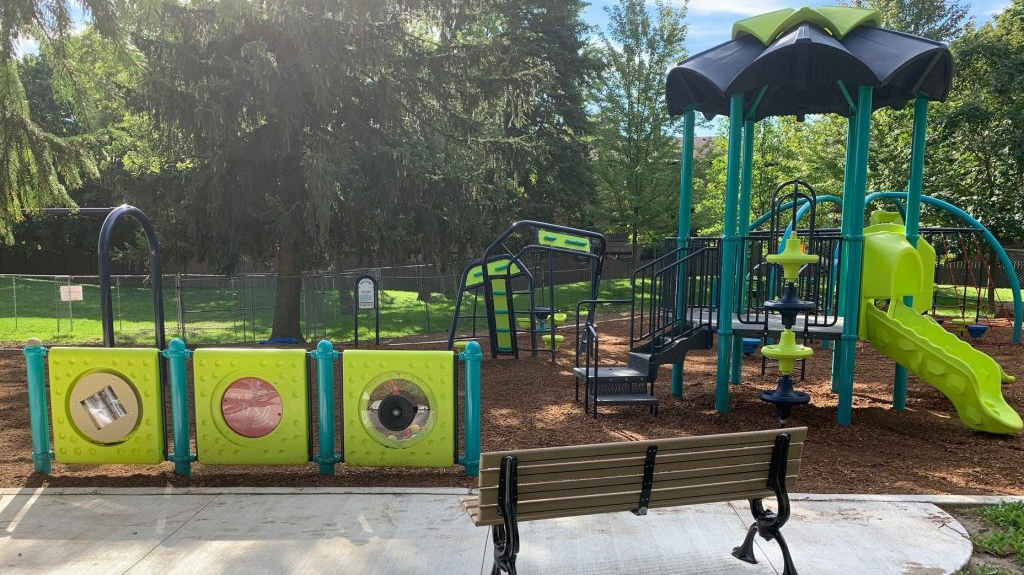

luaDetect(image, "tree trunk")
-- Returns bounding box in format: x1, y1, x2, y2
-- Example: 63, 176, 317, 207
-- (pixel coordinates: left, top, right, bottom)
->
271, 240, 305, 342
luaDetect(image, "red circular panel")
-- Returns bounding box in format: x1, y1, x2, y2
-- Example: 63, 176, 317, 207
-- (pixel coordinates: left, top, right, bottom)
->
221, 378, 283, 438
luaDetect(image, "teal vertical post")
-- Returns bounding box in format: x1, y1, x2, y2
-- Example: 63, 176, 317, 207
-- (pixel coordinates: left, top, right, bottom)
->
832, 113, 859, 394
162, 338, 194, 476
672, 109, 696, 398
892, 96, 929, 411
715, 93, 745, 412
458, 341, 482, 476
731, 119, 756, 385
837, 85, 874, 426
311, 340, 340, 475
23, 338, 52, 475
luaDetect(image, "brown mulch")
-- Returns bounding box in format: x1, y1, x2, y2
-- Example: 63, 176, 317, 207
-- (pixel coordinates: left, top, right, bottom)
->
1, 318, 1022, 494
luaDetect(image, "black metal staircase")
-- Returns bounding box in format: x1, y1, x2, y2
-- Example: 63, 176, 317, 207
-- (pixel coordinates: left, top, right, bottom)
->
574, 244, 718, 417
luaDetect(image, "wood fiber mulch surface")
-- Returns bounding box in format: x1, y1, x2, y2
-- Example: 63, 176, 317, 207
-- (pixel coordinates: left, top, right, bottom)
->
0, 317, 1022, 494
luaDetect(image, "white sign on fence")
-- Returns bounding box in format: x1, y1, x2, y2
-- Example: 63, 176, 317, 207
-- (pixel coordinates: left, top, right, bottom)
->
59, 285, 84, 302
357, 278, 376, 310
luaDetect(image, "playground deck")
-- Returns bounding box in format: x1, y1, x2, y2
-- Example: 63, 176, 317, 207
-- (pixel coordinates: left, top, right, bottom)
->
681, 308, 846, 339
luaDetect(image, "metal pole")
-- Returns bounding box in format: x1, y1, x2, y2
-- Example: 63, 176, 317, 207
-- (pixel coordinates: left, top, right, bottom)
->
66, 276, 73, 332
837, 85, 874, 426
731, 118, 756, 386
161, 338, 193, 476
715, 93, 744, 412
893, 95, 929, 411
23, 338, 52, 474
458, 341, 482, 476
311, 340, 340, 475
672, 109, 695, 398
832, 113, 859, 394
12, 276, 17, 330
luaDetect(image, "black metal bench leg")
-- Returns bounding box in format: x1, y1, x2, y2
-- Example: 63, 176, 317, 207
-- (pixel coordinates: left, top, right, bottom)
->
491, 455, 520, 575
731, 433, 798, 575
732, 522, 758, 564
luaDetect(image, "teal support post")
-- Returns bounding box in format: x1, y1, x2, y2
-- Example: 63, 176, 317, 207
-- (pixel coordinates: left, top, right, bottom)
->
731, 119, 756, 385
832, 113, 859, 394
837, 85, 874, 426
311, 340, 341, 475
893, 96, 929, 411
715, 93, 744, 412
672, 109, 696, 398
458, 341, 482, 476
23, 339, 52, 475
161, 338, 195, 476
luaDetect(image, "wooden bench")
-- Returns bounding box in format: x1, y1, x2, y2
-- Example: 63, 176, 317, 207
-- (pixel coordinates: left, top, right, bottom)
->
463, 427, 806, 575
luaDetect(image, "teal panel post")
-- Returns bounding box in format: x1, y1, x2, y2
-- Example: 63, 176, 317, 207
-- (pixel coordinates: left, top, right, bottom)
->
672, 109, 696, 398
23, 339, 52, 475
731, 118, 756, 385
837, 85, 874, 426
458, 341, 482, 476
832, 113, 859, 394
311, 340, 341, 475
716, 93, 745, 412
162, 338, 194, 476
893, 95, 929, 411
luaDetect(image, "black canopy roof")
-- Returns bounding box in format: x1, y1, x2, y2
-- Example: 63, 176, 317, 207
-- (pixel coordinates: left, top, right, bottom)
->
666, 19, 953, 120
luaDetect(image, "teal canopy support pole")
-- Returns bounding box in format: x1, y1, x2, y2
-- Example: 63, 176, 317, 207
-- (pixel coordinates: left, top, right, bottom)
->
731, 118, 756, 385
833, 113, 859, 395
23, 339, 52, 475
458, 341, 482, 476
837, 85, 874, 426
311, 340, 341, 475
716, 93, 744, 412
672, 109, 696, 398
162, 338, 194, 476
893, 96, 929, 411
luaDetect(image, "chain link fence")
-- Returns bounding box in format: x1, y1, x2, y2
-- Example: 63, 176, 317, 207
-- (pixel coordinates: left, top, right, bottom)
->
0, 261, 639, 346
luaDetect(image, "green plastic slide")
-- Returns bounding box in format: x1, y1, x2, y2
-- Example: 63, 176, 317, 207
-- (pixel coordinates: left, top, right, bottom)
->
859, 217, 1022, 434
864, 301, 1023, 434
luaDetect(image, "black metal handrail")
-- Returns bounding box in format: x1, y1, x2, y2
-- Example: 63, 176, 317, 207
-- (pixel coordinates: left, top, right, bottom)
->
630, 244, 718, 348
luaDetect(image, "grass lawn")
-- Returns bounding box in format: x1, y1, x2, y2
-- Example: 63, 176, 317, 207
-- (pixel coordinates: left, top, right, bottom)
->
953, 502, 1024, 575
0, 276, 634, 346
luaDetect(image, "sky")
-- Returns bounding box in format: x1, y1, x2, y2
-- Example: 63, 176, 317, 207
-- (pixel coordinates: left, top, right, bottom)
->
584, 0, 1011, 57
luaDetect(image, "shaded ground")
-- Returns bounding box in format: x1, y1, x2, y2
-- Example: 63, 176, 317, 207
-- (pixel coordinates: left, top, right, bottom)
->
0, 316, 1022, 494
946, 503, 1024, 575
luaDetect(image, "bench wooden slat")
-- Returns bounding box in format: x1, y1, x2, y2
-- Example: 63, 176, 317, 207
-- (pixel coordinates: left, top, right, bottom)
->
478, 428, 807, 468
476, 458, 801, 505
468, 481, 795, 526
472, 475, 798, 523
478, 442, 803, 484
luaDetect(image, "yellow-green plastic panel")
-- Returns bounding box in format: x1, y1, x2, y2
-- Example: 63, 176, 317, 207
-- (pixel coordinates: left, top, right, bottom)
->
537, 230, 592, 253
464, 259, 521, 288
732, 6, 881, 44
48, 347, 163, 464
193, 348, 309, 465
863, 302, 1022, 434
343, 350, 455, 467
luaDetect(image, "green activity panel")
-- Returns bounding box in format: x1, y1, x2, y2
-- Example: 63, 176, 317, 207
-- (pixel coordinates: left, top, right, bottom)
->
193, 348, 309, 465
48, 347, 163, 464
463, 258, 521, 288
537, 230, 591, 253
343, 350, 454, 467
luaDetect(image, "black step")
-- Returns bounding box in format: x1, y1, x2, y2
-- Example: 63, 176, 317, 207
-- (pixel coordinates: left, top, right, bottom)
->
572, 366, 648, 383
590, 393, 659, 407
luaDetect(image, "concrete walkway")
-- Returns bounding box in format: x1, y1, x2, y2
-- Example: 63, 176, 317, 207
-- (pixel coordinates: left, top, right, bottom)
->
0, 488, 972, 575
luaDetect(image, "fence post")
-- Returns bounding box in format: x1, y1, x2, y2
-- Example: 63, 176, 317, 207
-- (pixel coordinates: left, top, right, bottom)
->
311, 340, 341, 475
161, 338, 194, 476
458, 341, 482, 476
23, 338, 52, 474
12, 276, 17, 330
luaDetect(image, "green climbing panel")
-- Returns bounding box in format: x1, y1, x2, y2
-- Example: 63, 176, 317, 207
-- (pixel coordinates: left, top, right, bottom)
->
464, 258, 522, 288
537, 231, 592, 253
491, 278, 513, 351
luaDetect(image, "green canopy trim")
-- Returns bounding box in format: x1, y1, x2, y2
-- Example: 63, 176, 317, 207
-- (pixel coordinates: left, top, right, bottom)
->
732, 6, 882, 44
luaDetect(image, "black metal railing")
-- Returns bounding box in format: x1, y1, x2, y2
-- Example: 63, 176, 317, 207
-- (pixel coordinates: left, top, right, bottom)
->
629, 240, 720, 349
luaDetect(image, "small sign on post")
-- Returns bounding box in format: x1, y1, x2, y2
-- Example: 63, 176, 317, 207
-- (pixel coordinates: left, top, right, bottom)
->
357, 278, 376, 310
60, 285, 84, 302
353, 275, 381, 346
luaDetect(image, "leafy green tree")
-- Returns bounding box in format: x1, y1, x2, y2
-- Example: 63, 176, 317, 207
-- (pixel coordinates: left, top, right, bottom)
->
591, 0, 688, 258
0, 0, 134, 242
855, 0, 971, 42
